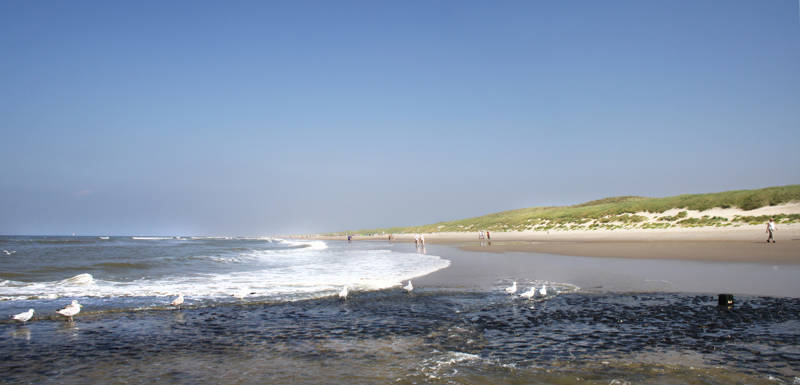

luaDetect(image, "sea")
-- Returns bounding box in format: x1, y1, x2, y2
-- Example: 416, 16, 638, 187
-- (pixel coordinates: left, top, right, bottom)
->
1, 236, 798, 384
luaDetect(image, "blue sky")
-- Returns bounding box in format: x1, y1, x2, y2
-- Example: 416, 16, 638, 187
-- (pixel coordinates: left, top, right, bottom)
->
1, 1, 798, 235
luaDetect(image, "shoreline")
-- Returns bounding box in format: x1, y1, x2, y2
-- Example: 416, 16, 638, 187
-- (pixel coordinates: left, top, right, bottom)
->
296, 224, 800, 264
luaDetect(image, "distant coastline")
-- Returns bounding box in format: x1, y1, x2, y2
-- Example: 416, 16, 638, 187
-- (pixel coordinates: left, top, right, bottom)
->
292, 185, 800, 264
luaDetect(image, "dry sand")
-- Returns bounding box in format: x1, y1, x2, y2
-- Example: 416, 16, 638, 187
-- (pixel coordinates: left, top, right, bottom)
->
305, 223, 800, 264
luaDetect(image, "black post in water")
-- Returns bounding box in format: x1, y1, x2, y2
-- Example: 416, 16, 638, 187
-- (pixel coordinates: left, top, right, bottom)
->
718, 294, 734, 307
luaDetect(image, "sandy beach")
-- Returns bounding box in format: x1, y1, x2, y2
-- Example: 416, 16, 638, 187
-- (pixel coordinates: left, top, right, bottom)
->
307, 223, 800, 264
3, 237, 799, 384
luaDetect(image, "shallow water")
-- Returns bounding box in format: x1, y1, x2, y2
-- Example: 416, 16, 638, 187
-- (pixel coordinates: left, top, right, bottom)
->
3, 290, 799, 384
2, 238, 799, 384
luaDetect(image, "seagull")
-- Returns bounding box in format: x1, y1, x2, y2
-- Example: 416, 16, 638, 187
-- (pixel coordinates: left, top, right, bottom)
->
539, 285, 547, 297
56, 300, 82, 322
2, 250, 15, 255
520, 287, 537, 299
505, 281, 517, 295
12, 309, 34, 324
339, 285, 348, 300
403, 280, 413, 293
170, 293, 184, 309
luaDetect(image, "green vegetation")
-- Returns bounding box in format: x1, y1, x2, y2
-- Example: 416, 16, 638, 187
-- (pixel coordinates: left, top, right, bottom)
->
332, 185, 800, 235
676, 216, 729, 227
658, 211, 687, 221
732, 213, 800, 225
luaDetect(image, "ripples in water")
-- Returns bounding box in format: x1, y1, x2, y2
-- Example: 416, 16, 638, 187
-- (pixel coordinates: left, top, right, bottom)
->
2, 290, 799, 384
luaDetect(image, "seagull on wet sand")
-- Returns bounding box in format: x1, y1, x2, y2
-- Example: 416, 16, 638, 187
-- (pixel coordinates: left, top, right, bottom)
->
12, 309, 34, 324
520, 287, 536, 299
403, 280, 413, 293
171, 293, 184, 309
339, 285, 348, 300
505, 281, 517, 295
56, 300, 81, 322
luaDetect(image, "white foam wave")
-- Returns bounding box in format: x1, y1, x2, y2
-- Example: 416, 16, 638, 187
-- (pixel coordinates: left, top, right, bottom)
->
504, 280, 580, 293
61, 273, 95, 285
0, 249, 449, 302
279, 240, 328, 250
234, 236, 280, 241
421, 351, 482, 380
206, 255, 244, 264
131, 237, 173, 240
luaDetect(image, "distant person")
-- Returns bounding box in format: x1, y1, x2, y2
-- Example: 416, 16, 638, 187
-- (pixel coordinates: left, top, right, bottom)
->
478, 231, 484, 240
766, 218, 776, 243
486, 231, 491, 240
420, 234, 425, 246
347, 234, 352, 242
414, 233, 419, 247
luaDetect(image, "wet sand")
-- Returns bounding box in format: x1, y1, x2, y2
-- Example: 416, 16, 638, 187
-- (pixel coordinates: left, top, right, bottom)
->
413, 243, 800, 298
458, 240, 800, 265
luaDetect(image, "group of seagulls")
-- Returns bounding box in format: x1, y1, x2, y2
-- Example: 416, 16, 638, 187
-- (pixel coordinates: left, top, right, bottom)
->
338, 280, 414, 300
10, 300, 83, 324
506, 281, 548, 299
10, 293, 186, 325
12, 279, 427, 324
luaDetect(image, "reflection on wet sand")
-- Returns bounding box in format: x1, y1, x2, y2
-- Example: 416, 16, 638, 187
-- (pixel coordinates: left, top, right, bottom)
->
10, 326, 30, 341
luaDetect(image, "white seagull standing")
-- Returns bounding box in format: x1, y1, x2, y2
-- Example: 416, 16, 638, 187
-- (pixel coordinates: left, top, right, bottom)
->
403, 280, 413, 293
12, 309, 34, 324
171, 293, 184, 309
505, 281, 517, 295
56, 300, 82, 322
539, 285, 547, 297
339, 285, 349, 300
520, 287, 537, 299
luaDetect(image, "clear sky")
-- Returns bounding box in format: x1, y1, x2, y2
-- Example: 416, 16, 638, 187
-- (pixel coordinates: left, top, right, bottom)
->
1, 1, 799, 236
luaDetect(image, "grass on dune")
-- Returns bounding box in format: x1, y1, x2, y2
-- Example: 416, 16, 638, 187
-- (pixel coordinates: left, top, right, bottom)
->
334, 185, 800, 235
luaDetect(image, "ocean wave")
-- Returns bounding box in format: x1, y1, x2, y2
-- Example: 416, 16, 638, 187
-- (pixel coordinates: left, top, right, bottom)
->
131, 237, 173, 240
15, 238, 96, 245
0, 250, 450, 303
91, 262, 152, 270
278, 240, 328, 250
61, 273, 95, 285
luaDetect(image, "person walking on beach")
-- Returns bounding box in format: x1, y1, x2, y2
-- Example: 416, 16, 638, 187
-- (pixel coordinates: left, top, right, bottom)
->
766, 218, 776, 243
486, 231, 491, 240
414, 233, 419, 247
420, 234, 425, 246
